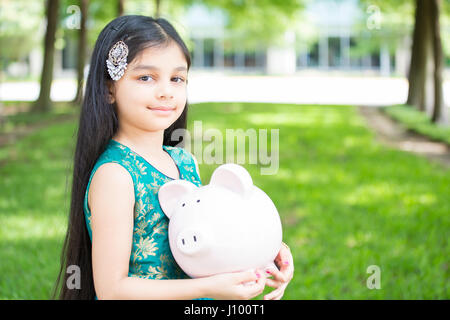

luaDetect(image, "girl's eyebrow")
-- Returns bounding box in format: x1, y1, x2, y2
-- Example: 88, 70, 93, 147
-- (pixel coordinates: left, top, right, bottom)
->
131, 65, 187, 72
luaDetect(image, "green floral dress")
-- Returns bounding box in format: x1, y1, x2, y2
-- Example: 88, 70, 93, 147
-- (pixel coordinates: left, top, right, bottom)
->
83, 139, 202, 280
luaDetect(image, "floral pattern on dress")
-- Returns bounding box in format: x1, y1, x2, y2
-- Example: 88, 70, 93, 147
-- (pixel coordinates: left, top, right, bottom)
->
83, 140, 202, 280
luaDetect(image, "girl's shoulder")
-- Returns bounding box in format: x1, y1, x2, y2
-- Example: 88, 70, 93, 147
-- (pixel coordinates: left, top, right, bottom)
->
94, 140, 126, 163
89, 141, 137, 183
95, 139, 142, 168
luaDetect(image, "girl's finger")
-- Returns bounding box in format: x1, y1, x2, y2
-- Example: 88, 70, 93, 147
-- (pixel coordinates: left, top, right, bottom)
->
264, 283, 287, 300
266, 268, 287, 283
266, 290, 284, 300
280, 264, 294, 283
240, 271, 266, 299
273, 292, 284, 300
275, 254, 294, 282
275, 243, 292, 265
233, 270, 258, 284
264, 288, 283, 300
265, 278, 281, 289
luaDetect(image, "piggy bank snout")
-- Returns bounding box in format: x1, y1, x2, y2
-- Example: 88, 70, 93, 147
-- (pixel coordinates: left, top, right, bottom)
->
176, 227, 209, 256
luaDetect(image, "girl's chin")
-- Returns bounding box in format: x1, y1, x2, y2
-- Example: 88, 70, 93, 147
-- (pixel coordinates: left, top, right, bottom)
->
141, 117, 179, 132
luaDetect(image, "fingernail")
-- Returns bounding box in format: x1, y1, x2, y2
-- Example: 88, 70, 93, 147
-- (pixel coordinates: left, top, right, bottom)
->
255, 271, 261, 279
266, 270, 272, 274
283, 261, 289, 265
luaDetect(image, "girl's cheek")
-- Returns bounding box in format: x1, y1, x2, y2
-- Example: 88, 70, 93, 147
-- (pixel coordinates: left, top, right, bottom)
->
123, 84, 152, 104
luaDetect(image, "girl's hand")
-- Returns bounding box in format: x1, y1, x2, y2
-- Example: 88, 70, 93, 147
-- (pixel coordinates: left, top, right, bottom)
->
202, 269, 266, 300
264, 242, 294, 300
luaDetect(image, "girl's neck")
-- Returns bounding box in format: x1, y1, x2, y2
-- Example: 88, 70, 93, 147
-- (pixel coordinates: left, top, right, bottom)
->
112, 128, 165, 157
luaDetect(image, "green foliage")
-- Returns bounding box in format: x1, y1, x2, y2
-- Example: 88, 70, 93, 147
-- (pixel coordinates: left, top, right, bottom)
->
352, 0, 415, 57
2, 0, 450, 67
0, 1, 44, 61
193, 0, 305, 49
0, 103, 448, 299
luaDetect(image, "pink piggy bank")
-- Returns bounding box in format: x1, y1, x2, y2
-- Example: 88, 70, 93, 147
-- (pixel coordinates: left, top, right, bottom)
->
158, 163, 282, 278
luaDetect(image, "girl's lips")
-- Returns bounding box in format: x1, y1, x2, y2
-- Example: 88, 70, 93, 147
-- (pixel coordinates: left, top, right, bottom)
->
147, 106, 175, 111
152, 106, 175, 110
147, 106, 176, 115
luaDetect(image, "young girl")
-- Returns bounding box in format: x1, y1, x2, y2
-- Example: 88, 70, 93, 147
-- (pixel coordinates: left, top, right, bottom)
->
55, 15, 293, 300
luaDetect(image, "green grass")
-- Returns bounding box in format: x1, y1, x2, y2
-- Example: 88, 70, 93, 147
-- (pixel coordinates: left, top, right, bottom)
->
0, 119, 76, 299
0, 102, 449, 299
0, 102, 79, 164
383, 104, 450, 145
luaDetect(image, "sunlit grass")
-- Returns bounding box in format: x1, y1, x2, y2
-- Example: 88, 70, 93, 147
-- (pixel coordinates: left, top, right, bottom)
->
0, 102, 448, 299
189, 102, 450, 300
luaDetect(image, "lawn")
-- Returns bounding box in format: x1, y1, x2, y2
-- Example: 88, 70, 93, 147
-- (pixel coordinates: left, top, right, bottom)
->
0, 102, 448, 299
383, 104, 450, 145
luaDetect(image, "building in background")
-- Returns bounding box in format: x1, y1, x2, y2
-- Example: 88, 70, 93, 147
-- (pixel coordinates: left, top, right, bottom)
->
179, 0, 410, 76
14, 0, 424, 79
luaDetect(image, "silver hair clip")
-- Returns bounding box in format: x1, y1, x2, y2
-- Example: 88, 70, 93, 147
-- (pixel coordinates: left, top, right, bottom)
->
106, 40, 128, 81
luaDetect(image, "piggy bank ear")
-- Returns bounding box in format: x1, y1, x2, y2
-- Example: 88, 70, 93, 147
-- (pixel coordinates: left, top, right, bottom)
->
209, 163, 253, 196
158, 180, 198, 219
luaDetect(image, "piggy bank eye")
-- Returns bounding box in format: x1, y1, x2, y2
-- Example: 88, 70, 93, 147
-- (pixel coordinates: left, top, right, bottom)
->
196, 199, 200, 203
182, 203, 185, 207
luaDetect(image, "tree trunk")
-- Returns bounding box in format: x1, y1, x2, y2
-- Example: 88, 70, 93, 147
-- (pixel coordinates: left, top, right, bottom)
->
118, 0, 124, 16
32, 0, 59, 113
430, 0, 447, 124
155, 0, 161, 18
73, 0, 88, 105
406, 0, 432, 110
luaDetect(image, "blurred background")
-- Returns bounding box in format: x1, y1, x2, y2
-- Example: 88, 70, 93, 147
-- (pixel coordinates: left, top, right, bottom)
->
0, 0, 449, 299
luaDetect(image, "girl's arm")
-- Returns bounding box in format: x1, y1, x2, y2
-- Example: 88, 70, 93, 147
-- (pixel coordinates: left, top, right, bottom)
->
89, 163, 265, 300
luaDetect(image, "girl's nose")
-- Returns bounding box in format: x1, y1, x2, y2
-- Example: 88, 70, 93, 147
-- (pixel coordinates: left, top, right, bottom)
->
156, 82, 174, 100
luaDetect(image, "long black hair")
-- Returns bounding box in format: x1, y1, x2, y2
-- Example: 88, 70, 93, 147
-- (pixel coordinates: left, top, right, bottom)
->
53, 15, 192, 300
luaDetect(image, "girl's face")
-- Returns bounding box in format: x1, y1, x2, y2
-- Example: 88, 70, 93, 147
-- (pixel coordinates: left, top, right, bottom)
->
109, 42, 188, 134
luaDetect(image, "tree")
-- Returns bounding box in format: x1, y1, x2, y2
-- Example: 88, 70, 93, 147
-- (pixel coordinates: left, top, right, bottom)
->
407, 0, 447, 124
155, 0, 161, 18
406, 0, 432, 111
32, 0, 60, 113
430, 0, 447, 124
360, 0, 448, 124
118, 0, 125, 16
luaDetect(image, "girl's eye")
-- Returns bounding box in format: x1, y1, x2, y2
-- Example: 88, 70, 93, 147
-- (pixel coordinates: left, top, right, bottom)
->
172, 77, 185, 83
139, 75, 154, 82
138, 75, 186, 83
